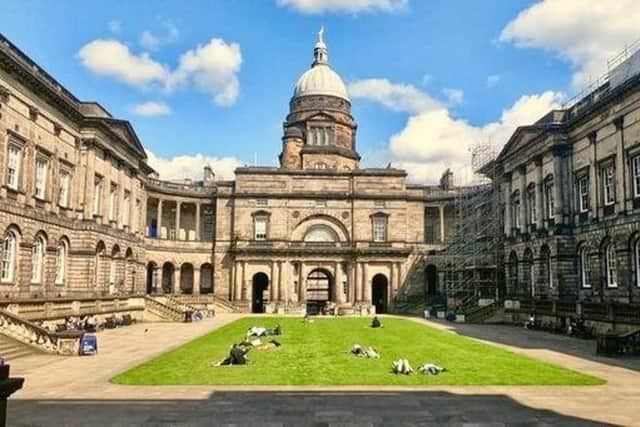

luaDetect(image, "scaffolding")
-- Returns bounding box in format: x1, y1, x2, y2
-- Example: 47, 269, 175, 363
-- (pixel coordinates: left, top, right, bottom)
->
441, 141, 504, 312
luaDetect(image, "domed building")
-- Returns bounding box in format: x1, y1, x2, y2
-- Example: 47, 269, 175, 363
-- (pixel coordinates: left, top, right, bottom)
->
0, 30, 460, 320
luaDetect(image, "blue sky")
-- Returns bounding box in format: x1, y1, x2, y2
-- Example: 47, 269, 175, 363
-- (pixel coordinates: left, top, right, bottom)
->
1, 0, 638, 183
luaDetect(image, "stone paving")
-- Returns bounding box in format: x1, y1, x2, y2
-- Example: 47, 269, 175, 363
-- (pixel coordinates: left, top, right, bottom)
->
6, 315, 640, 426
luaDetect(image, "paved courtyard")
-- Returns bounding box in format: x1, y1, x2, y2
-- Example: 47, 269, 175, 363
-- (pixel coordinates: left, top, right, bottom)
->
6, 315, 640, 426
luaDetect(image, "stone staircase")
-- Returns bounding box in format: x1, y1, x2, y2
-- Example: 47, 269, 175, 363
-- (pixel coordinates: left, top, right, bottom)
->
144, 296, 185, 321
0, 333, 41, 362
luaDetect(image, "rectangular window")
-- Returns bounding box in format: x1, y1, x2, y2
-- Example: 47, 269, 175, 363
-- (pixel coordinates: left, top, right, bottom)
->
424, 207, 440, 243
577, 176, 589, 212
545, 181, 555, 219
526, 190, 536, 225
513, 199, 521, 229
254, 216, 267, 241
109, 183, 118, 221
632, 155, 640, 198
309, 127, 332, 146
603, 165, 615, 206
93, 176, 102, 216
6, 145, 21, 190
58, 170, 70, 208
373, 216, 387, 242
35, 157, 48, 199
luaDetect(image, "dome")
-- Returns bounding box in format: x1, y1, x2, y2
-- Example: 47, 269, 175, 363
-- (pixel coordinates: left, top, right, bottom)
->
294, 65, 349, 101
292, 27, 350, 102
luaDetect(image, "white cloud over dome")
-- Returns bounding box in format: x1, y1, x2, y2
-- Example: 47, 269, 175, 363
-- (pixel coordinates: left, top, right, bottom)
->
276, 0, 407, 14
500, 0, 640, 89
145, 149, 243, 181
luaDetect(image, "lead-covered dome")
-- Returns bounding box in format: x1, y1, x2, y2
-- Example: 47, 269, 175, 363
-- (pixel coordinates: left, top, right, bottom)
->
293, 27, 350, 102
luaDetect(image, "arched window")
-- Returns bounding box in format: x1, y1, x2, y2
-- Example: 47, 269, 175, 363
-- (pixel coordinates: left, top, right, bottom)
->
604, 240, 617, 288
95, 241, 106, 286
304, 225, 338, 242
578, 245, 591, 288
1, 230, 17, 283
508, 251, 518, 293
31, 234, 46, 283
55, 240, 68, 285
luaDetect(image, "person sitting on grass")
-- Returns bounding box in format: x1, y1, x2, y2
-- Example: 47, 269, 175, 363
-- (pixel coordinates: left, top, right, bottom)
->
267, 324, 282, 336
392, 359, 414, 375
371, 316, 383, 328
418, 363, 447, 375
246, 326, 268, 338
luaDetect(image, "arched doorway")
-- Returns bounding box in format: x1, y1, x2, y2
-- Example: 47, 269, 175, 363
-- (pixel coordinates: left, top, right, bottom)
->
372, 274, 389, 314
252, 273, 269, 313
146, 261, 157, 294
180, 263, 194, 294
200, 263, 214, 294
306, 269, 332, 315
425, 264, 437, 299
162, 262, 174, 294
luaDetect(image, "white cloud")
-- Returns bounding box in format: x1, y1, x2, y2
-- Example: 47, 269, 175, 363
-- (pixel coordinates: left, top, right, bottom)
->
276, 0, 407, 14
486, 74, 500, 88
354, 77, 564, 183
348, 78, 441, 114
131, 101, 171, 117
145, 149, 243, 181
500, 0, 640, 89
78, 37, 242, 106
421, 73, 433, 86
77, 39, 168, 88
442, 88, 464, 105
139, 20, 179, 51
166, 38, 242, 106
108, 20, 122, 34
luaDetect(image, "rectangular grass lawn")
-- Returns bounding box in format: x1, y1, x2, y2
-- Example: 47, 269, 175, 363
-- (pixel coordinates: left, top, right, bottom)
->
112, 317, 604, 386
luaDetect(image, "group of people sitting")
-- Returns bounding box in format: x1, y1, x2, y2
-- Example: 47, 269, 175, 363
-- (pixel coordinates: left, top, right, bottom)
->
215, 324, 283, 366
350, 344, 380, 359
51, 313, 135, 334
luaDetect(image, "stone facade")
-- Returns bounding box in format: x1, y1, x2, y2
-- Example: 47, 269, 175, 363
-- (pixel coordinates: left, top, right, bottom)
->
0, 33, 461, 314
496, 53, 640, 328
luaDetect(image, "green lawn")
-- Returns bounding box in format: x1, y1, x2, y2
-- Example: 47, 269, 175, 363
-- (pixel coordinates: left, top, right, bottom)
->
111, 317, 605, 386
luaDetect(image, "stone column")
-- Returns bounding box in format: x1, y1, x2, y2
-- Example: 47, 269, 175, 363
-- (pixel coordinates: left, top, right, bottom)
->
535, 158, 543, 228
363, 263, 370, 303
614, 116, 626, 214
589, 133, 598, 220
241, 261, 247, 300
439, 205, 445, 242
173, 267, 181, 294
195, 203, 201, 241
503, 177, 512, 235
175, 201, 182, 240
278, 261, 285, 301
156, 199, 163, 238
270, 261, 279, 301
518, 165, 527, 233
391, 263, 398, 296
396, 262, 402, 296
193, 267, 201, 295
552, 155, 563, 224
334, 261, 344, 303
298, 262, 305, 303
355, 262, 362, 302
233, 261, 241, 301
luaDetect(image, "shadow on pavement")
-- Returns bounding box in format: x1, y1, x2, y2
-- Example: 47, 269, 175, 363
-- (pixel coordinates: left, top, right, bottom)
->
431, 320, 640, 373
10, 390, 617, 426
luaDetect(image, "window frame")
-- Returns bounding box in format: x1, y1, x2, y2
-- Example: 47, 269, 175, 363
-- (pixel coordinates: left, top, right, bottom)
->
6, 143, 22, 191
253, 214, 268, 241
602, 164, 616, 206
31, 234, 45, 284
604, 241, 618, 288
633, 155, 640, 199
577, 175, 589, 213
544, 178, 555, 220
34, 156, 48, 200
93, 176, 103, 216
372, 214, 388, 243
54, 240, 67, 285
526, 185, 536, 226
578, 246, 591, 289
0, 230, 17, 283
58, 169, 71, 208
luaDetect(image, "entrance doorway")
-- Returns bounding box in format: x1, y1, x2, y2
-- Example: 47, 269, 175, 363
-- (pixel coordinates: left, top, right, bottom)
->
371, 274, 389, 314
146, 262, 157, 294
425, 264, 437, 299
306, 269, 332, 315
252, 273, 269, 313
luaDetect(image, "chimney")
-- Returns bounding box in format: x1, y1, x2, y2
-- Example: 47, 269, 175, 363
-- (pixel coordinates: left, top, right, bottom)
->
203, 165, 215, 186
440, 169, 454, 190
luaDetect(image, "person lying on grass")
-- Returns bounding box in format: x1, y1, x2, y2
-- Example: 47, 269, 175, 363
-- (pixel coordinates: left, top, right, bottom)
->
418, 363, 447, 375
350, 344, 380, 358
246, 325, 281, 338
214, 344, 250, 366
371, 316, 383, 328
392, 359, 414, 375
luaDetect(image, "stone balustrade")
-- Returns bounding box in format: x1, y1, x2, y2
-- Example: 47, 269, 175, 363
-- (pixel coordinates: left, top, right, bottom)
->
0, 309, 81, 355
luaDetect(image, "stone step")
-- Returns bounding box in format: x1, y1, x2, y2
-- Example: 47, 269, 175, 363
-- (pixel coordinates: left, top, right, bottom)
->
0, 333, 41, 362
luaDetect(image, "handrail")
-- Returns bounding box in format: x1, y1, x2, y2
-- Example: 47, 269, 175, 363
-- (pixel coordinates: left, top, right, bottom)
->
144, 296, 184, 321
0, 308, 81, 355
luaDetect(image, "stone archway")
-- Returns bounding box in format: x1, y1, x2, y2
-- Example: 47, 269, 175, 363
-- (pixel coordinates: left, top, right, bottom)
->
146, 261, 158, 294
372, 274, 389, 314
252, 272, 269, 313
200, 263, 214, 294
425, 264, 437, 299
162, 262, 174, 294
306, 268, 333, 315
180, 263, 194, 294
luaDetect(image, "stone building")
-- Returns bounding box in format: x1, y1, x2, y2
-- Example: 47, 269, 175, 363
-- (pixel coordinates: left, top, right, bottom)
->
495, 47, 640, 329
0, 31, 465, 315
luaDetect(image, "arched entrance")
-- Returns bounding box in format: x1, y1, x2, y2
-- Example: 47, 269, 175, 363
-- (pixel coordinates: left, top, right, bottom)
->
162, 262, 174, 294
200, 263, 214, 294
425, 264, 437, 298
372, 274, 389, 314
180, 263, 194, 294
146, 262, 157, 294
252, 273, 269, 313
306, 269, 332, 315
